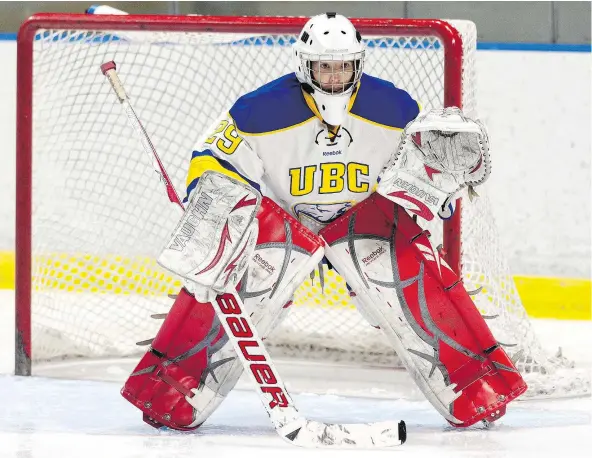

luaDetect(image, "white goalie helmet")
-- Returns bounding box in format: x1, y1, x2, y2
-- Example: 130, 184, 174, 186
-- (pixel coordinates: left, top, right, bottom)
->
293, 12, 365, 126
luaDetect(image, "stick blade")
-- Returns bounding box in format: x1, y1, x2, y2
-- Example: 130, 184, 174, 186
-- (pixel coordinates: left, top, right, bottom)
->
281, 419, 406, 448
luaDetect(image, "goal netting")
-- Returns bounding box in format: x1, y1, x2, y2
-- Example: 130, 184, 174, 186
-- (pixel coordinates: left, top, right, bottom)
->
15, 13, 589, 399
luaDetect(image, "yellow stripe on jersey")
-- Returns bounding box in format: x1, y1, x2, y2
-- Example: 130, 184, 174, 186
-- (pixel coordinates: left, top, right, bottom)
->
346, 81, 361, 112
185, 155, 249, 190
0, 251, 588, 320
234, 115, 316, 137
347, 111, 405, 131
302, 81, 363, 124
302, 90, 324, 122
301, 80, 405, 131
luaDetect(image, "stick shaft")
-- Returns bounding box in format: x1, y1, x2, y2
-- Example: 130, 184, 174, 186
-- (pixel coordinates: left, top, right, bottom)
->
102, 62, 184, 212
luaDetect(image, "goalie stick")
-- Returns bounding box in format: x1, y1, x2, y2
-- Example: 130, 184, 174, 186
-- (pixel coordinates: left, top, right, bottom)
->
100, 60, 406, 448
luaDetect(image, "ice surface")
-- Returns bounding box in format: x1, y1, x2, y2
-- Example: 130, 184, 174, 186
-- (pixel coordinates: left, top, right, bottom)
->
0, 291, 590, 457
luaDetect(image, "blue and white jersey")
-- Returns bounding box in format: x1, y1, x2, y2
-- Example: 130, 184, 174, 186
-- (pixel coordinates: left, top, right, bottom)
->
185, 72, 420, 233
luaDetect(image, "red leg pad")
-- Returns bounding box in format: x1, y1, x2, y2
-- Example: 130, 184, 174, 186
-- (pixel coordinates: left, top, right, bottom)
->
320, 193, 527, 427
121, 288, 222, 431
121, 196, 324, 431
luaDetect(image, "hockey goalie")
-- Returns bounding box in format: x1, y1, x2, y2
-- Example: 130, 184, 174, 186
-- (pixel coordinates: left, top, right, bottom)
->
121, 12, 527, 433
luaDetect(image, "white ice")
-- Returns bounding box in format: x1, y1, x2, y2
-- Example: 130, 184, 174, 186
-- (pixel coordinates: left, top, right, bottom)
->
0, 290, 590, 457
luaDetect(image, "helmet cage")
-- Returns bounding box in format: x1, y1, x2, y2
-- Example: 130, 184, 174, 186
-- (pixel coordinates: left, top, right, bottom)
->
299, 50, 365, 96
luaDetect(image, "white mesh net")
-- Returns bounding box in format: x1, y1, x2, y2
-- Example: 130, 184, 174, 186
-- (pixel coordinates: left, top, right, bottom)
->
21, 17, 588, 398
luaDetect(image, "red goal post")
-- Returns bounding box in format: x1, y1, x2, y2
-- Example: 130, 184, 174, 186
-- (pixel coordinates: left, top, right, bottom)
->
14, 13, 585, 401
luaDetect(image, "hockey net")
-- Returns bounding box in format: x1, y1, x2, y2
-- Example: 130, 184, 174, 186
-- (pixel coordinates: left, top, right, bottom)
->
15, 13, 588, 398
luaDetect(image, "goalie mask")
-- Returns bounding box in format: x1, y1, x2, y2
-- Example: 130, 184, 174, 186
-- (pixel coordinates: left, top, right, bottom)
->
293, 13, 365, 126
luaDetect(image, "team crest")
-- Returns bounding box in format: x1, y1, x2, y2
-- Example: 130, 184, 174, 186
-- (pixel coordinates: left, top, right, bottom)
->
293, 201, 353, 226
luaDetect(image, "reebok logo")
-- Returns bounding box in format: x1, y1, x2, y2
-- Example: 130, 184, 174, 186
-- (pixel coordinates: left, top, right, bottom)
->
322, 150, 342, 157
362, 246, 386, 265
253, 254, 275, 274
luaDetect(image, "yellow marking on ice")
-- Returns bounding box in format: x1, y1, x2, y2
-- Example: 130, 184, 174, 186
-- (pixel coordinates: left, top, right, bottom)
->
0, 251, 589, 320
1, 252, 181, 295
0, 252, 14, 289
513, 275, 591, 320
